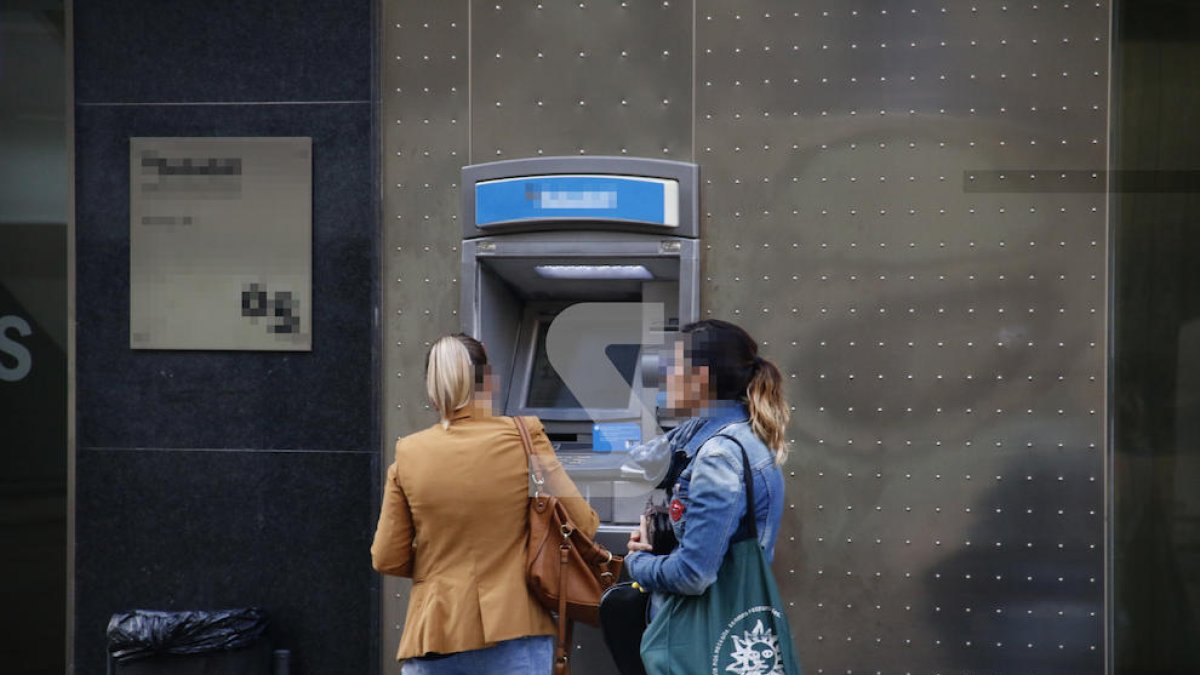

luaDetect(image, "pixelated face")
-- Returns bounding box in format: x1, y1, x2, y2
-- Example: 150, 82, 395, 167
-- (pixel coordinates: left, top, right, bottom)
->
473, 364, 497, 413
665, 339, 711, 414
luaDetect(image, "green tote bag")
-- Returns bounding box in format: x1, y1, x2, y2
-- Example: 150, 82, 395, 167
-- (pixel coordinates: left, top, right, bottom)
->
640, 439, 802, 675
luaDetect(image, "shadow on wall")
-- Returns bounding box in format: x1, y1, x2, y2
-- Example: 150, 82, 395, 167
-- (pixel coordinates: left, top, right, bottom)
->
924, 440, 1103, 674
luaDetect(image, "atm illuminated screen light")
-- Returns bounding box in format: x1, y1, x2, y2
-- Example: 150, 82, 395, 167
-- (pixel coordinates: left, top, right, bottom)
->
534, 265, 654, 280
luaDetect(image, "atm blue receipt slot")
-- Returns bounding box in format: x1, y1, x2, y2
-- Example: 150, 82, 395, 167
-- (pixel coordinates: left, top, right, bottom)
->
591, 421, 642, 453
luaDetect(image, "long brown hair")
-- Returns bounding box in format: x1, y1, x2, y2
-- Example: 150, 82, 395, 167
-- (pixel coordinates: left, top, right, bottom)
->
681, 320, 790, 463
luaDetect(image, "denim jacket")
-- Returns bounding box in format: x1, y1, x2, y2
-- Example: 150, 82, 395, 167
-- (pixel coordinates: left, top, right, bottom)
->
625, 402, 786, 596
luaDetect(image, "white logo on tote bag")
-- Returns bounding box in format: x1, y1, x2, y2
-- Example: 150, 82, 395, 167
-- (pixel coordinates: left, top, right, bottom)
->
712, 607, 787, 675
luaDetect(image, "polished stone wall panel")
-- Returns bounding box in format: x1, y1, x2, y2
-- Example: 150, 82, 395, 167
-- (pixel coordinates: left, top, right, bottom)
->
75, 448, 377, 675
75, 103, 374, 452
72, 1, 379, 673
73, 0, 371, 104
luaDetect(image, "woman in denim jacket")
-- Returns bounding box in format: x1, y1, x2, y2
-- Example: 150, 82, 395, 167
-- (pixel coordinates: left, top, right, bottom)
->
625, 320, 789, 601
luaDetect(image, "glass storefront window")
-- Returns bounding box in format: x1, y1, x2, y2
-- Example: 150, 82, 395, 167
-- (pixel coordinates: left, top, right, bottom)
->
1115, 2, 1200, 673
0, 4, 68, 674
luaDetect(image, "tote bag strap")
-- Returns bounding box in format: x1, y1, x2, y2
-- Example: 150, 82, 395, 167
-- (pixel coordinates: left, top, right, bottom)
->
712, 434, 757, 540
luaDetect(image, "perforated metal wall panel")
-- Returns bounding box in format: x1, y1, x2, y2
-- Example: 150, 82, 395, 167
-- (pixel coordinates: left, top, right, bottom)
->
381, 2, 469, 668
381, 2, 1110, 673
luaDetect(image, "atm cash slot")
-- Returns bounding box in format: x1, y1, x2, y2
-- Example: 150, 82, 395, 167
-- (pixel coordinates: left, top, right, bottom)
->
548, 443, 647, 525
551, 442, 628, 480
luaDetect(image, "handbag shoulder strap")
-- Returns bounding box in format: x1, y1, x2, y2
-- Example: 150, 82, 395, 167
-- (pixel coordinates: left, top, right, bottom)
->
514, 415, 570, 674
712, 433, 757, 540
512, 416, 546, 494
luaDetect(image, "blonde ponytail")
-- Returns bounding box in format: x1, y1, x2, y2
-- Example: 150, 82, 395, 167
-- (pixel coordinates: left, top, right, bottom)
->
426, 336, 475, 429
747, 357, 790, 464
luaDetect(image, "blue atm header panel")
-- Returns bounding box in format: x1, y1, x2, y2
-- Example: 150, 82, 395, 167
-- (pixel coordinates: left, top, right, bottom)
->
461, 156, 698, 239
476, 175, 678, 227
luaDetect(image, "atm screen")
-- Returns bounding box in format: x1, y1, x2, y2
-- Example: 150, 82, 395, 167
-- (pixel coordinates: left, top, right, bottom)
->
525, 320, 641, 410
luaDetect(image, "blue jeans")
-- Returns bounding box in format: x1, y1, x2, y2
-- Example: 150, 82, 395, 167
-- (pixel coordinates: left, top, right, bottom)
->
400, 636, 553, 675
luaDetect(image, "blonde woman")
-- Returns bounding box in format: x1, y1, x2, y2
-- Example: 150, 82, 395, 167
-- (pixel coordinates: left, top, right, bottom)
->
372, 334, 599, 674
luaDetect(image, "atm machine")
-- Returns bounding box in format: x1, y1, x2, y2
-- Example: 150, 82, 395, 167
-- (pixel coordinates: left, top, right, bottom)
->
460, 156, 699, 548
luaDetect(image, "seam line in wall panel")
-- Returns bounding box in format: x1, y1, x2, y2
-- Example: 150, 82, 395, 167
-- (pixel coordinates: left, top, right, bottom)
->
690, 0, 695, 163
467, 0, 472, 163
64, 0, 77, 670
1103, 0, 1115, 671
75, 100, 372, 107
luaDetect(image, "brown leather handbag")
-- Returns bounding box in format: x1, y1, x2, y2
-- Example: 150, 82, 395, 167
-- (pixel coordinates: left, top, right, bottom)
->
514, 416, 622, 675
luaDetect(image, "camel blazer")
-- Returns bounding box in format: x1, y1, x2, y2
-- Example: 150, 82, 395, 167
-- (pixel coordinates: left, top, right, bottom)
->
371, 408, 600, 661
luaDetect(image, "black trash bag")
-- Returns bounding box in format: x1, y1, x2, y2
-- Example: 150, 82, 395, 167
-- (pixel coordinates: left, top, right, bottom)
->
107, 608, 269, 663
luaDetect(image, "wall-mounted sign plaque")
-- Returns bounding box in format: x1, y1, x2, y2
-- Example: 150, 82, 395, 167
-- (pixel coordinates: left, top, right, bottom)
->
129, 137, 312, 351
